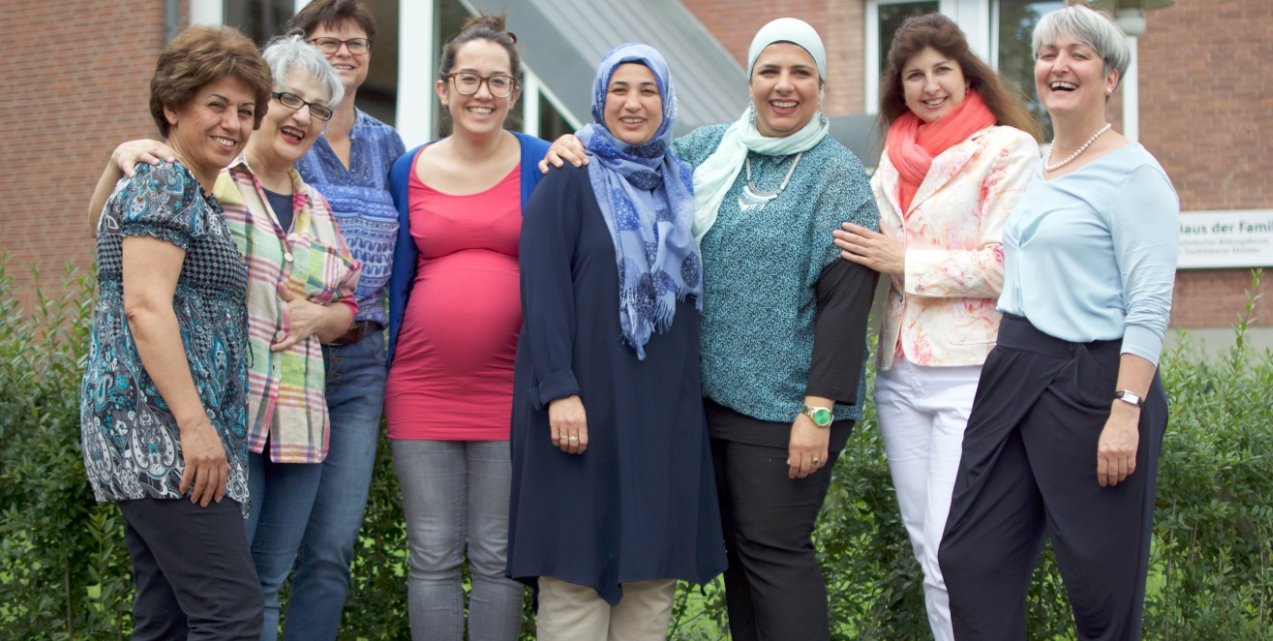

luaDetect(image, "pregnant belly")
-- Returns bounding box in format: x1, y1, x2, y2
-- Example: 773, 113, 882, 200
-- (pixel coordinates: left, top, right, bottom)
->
394, 253, 521, 376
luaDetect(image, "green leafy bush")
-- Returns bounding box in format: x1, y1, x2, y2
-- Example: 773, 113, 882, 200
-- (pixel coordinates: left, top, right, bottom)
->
0, 258, 132, 641
1, 260, 1269, 640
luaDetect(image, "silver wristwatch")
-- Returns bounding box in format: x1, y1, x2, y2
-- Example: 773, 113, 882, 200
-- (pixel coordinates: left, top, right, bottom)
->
1113, 390, 1145, 408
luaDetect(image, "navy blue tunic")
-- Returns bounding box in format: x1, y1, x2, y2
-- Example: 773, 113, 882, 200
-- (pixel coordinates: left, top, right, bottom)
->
507, 164, 726, 605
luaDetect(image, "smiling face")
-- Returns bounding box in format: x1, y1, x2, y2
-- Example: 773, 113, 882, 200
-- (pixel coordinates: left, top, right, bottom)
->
163, 75, 256, 184
602, 62, 663, 146
309, 19, 369, 95
250, 70, 330, 170
901, 46, 968, 124
1034, 33, 1118, 120
749, 43, 820, 138
435, 38, 519, 138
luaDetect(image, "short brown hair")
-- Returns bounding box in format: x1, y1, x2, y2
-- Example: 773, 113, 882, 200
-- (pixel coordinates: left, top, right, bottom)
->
879, 13, 1042, 141
288, 0, 377, 44
149, 25, 272, 137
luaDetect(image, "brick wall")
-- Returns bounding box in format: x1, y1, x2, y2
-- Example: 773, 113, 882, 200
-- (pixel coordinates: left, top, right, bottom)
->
3, 0, 1265, 329
680, 0, 864, 115
1, 0, 174, 311
1139, 0, 1270, 327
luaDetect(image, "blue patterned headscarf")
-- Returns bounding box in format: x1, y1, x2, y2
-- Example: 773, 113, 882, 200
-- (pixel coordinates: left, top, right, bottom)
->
576, 43, 702, 360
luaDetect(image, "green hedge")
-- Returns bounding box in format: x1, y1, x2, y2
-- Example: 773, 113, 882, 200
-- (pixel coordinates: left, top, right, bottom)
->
1, 259, 1269, 640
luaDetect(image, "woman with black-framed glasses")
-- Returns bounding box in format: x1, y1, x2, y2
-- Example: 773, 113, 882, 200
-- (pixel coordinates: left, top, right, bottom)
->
381, 13, 550, 641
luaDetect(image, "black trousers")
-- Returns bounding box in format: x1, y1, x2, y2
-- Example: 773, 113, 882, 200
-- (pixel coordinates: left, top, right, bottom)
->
938, 315, 1167, 641
707, 400, 853, 641
119, 498, 264, 641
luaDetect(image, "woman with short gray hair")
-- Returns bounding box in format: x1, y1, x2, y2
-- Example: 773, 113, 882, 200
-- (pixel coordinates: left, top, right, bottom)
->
937, 5, 1178, 640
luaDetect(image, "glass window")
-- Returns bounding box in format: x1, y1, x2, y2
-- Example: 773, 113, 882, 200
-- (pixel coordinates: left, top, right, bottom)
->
878, 1, 941, 78
995, 0, 1065, 138
537, 93, 572, 142
220, 0, 399, 126
866, 0, 941, 113
432, 0, 572, 139
222, 0, 294, 46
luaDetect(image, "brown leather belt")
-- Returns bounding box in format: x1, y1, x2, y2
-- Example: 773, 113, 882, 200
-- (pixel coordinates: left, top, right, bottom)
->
327, 320, 382, 346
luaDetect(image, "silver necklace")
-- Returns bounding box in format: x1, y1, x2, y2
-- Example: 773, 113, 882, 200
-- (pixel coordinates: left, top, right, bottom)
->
738, 152, 803, 212
1044, 123, 1111, 172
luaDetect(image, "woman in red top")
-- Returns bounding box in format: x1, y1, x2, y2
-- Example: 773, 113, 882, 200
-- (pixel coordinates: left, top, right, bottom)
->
383, 13, 549, 641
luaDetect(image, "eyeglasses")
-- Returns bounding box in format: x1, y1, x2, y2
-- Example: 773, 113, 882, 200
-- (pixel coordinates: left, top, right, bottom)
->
445, 72, 518, 98
272, 91, 334, 121
308, 37, 371, 55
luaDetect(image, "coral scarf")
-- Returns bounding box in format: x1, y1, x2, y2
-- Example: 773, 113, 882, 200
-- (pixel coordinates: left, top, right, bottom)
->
885, 91, 996, 213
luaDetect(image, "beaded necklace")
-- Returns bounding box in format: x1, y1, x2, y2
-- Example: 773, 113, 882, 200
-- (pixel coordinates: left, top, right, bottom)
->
1044, 122, 1111, 172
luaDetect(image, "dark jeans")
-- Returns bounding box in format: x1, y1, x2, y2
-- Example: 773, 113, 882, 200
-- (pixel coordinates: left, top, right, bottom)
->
938, 314, 1167, 641
707, 401, 853, 641
119, 497, 263, 641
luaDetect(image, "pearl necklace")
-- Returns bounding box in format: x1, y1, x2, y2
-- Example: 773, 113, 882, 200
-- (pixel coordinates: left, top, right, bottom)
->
1044, 122, 1111, 172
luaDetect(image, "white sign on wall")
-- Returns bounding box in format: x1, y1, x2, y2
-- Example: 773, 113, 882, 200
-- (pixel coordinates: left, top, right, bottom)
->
1177, 210, 1273, 269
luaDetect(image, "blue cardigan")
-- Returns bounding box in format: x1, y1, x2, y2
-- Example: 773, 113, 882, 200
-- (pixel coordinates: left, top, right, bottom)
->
386, 131, 552, 363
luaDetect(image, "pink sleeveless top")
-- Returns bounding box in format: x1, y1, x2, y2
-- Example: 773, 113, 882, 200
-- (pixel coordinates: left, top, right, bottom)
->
385, 165, 522, 440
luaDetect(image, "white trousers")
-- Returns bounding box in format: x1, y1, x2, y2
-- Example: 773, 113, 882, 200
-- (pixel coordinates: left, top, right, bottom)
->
536, 577, 676, 641
875, 359, 982, 641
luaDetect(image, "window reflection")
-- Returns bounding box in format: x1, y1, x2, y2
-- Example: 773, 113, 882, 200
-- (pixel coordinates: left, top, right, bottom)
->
878, 1, 941, 79
997, 0, 1065, 139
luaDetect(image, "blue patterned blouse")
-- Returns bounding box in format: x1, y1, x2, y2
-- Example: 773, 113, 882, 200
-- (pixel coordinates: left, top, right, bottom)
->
80, 161, 251, 513
294, 109, 405, 327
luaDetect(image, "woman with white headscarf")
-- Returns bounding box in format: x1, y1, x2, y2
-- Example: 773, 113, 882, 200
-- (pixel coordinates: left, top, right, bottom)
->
681, 19, 877, 640
544, 17, 879, 641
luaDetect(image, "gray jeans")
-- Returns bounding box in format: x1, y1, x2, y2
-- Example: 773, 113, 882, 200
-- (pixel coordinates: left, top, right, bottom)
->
392, 439, 523, 641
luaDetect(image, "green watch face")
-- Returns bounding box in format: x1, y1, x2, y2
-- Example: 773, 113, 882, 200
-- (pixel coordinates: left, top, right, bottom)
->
810, 407, 832, 426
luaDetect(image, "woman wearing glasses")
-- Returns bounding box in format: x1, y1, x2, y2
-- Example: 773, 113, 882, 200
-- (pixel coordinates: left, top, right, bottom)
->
87, 35, 361, 641
383, 14, 549, 641
283, 2, 406, 638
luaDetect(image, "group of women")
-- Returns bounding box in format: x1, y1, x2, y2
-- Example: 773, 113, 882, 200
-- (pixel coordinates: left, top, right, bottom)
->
80, 2, 1178, 640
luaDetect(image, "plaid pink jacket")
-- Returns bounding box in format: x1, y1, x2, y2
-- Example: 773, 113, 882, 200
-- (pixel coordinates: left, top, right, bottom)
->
216, 158, 361, 463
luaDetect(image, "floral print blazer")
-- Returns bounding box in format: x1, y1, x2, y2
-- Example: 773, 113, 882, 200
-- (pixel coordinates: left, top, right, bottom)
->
873, 125, 1039, 370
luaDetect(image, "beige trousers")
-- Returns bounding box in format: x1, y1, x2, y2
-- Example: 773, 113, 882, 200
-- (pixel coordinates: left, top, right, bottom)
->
535, 577, 676, 641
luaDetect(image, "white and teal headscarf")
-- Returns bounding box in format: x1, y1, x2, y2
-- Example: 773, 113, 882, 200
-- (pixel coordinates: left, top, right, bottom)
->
576, 43, 702, 360
691, 17, 831, 244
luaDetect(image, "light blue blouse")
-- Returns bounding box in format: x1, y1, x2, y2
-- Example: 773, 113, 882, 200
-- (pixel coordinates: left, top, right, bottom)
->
999, 143, 1179, 364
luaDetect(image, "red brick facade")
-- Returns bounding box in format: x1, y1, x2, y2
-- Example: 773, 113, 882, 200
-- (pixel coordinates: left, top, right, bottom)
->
2, 0, 1266, 328
2, 0, 178, 310
682, 0, 861, 114
1137, 1, 1271, 327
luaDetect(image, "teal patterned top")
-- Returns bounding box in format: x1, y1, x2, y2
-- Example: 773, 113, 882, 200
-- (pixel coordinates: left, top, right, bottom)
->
673, 125, 878, 423
80, 161, 251, 513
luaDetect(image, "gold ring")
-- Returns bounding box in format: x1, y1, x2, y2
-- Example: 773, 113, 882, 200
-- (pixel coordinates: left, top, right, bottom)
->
569, 435, 578, 444
812, 457, 821, 466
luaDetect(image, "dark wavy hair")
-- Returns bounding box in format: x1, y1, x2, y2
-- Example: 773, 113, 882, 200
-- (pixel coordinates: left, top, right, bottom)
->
878, 13, 1041, 141
149, 25, 272, 137
438, 13, 520, 78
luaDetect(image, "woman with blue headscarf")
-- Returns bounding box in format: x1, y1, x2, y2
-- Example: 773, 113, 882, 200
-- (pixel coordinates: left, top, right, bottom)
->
542, 19, 879, 640
507, 43, 727, 640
